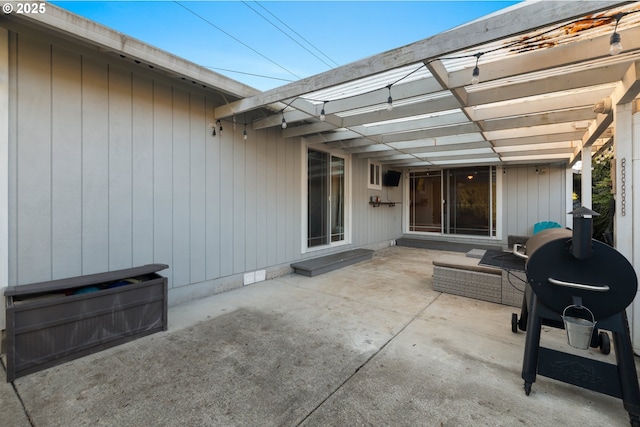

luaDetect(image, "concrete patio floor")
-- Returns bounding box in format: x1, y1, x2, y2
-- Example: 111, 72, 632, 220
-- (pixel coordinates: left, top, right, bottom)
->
1, 246, 637, 426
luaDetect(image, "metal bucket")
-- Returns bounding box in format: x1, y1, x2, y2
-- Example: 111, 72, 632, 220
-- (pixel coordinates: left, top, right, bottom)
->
562, 305, 596, 350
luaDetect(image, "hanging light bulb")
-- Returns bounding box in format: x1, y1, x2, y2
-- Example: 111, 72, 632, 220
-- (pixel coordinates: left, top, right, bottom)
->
610, 32, 622, 55
610, 13, 624, 56
320, 101, 327, 121
281, 112, 287, 129
471, 66, 480, 85
217, 120, 223, 135
471, 52, 483, 85
386, 86, 393, 111
212, 127, 216, 136
232, 116, 237, 130
243, 123, 248, 140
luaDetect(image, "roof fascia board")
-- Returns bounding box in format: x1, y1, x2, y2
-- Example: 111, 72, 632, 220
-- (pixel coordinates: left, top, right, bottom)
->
215, 0, 628, 118
3, 2, 259, 98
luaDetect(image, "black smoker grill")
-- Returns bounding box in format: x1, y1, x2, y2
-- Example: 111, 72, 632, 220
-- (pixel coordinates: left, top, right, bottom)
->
513, 207, 640, 426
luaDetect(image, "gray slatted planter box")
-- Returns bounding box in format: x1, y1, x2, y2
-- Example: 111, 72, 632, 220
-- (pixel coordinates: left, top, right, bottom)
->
4, 264, 168, 382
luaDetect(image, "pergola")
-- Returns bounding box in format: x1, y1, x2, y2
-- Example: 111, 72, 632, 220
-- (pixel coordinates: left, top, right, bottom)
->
214, 1, 640, 178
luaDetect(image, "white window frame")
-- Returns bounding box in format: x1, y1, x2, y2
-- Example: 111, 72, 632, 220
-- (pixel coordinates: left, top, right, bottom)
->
301, 144, 352, 254
368, 160, 382, 190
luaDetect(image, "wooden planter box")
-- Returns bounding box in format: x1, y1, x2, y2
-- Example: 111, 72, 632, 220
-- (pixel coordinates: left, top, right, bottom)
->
4, 264, 168, 382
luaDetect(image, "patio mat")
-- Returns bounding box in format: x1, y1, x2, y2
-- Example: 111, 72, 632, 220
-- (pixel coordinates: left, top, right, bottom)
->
479, 249, 526, 272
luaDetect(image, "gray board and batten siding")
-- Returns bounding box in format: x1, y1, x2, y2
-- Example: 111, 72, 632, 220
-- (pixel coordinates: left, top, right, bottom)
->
5, 28, 401, 308
502, 165, 568, 237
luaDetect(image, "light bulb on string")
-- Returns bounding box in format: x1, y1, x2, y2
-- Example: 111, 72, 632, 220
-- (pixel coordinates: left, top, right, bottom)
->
471, 52, 483, 85
217, 120, 223, 135
243, 123, 248, 140
281, 112, 287, 129
320, 101, 327, 121
386, 85, 393, 111
471, 67, 480, 85
609, 13, 624, 55
232, 116, 237, 130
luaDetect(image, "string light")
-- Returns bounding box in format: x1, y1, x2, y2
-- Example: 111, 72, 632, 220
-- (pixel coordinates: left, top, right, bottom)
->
217, 119, 223, 135
246, 8, 638, 126
471, 52, 483, 85
212, 124, 216, 136
243, 123, 248, 140
610, 13, 623, 55
232, 116, 237, 130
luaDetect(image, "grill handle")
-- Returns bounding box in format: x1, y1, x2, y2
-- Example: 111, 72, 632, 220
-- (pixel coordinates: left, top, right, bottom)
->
513, 244, 528, 259
548, 277, 610, 292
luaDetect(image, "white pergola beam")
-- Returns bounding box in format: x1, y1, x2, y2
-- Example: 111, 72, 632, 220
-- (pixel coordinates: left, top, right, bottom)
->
480, 107, 596, 132
618, 61, 640, 104
448, 26, 640, 89
491, 131, 585, 147
469, 86, 615, 121
355, 141, 493, 158
467, 62, 631, 107
214, 1, 625, 119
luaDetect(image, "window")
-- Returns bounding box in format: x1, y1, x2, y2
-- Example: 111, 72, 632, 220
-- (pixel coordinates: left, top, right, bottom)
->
307, 148, 349, 248
368, 160, 382, 190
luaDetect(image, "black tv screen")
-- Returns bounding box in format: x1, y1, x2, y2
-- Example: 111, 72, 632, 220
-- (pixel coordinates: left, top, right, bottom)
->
384, 170, 401, 187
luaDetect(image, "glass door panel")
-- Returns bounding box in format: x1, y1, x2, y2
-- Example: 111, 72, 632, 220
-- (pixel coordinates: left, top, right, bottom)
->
330, 156, 345, 242
447, 167, 491, 236
308, 150, 328, 247
409, 171, 442, 232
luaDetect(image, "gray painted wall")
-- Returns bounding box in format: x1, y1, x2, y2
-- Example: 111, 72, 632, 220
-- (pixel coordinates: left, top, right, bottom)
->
7, 31, 399, 305
502, 164, 568, 238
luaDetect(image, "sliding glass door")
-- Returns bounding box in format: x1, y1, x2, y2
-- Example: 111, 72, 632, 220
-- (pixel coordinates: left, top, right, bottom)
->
308, 149, 346, 248
409, 166, 496, 236
409, 171, 442, 232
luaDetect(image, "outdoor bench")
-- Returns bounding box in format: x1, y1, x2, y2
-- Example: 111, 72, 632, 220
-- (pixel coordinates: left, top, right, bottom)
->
433, 253, 523, 307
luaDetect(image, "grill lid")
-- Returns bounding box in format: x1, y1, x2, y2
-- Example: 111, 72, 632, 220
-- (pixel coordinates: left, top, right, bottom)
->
526, 238, 637, 320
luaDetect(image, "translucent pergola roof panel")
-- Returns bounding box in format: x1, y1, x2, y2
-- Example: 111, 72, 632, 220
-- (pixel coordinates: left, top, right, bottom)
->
217, 1, 640, 169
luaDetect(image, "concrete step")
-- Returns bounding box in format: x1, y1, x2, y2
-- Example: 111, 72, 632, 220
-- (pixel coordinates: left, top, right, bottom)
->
396, 238, 501, 253
291, 249, 374, 277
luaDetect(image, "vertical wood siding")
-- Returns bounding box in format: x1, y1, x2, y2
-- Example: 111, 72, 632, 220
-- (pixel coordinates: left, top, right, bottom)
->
9, 32, 567, 303
9, 34, 397, 302
503, 165, 567, 237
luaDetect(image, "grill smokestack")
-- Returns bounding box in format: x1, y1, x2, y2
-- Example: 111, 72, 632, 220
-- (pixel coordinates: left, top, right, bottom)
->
570, 206, 599, 260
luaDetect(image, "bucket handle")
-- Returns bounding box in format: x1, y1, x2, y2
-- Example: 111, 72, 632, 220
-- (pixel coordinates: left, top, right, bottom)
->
562, 304, 595, 322
548, 277, 610, 292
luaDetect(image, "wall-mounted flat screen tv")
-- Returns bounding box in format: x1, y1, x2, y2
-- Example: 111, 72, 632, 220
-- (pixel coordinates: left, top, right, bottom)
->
384, 170, 401, 187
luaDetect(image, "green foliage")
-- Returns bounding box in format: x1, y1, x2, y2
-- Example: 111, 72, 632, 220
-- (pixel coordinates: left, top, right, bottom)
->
591, 151, 614, 242
574, 150, 614, 242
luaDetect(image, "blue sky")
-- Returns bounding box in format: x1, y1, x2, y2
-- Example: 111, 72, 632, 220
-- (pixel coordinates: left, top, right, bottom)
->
51, 1, 519, 91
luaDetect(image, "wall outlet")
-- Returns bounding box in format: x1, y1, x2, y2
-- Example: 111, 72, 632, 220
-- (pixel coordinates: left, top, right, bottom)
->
243, 272, 255, 286
255, 270, 266, 282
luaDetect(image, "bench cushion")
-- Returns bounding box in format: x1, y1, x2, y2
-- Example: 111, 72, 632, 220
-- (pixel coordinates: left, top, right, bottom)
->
432, 254, 501, 275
